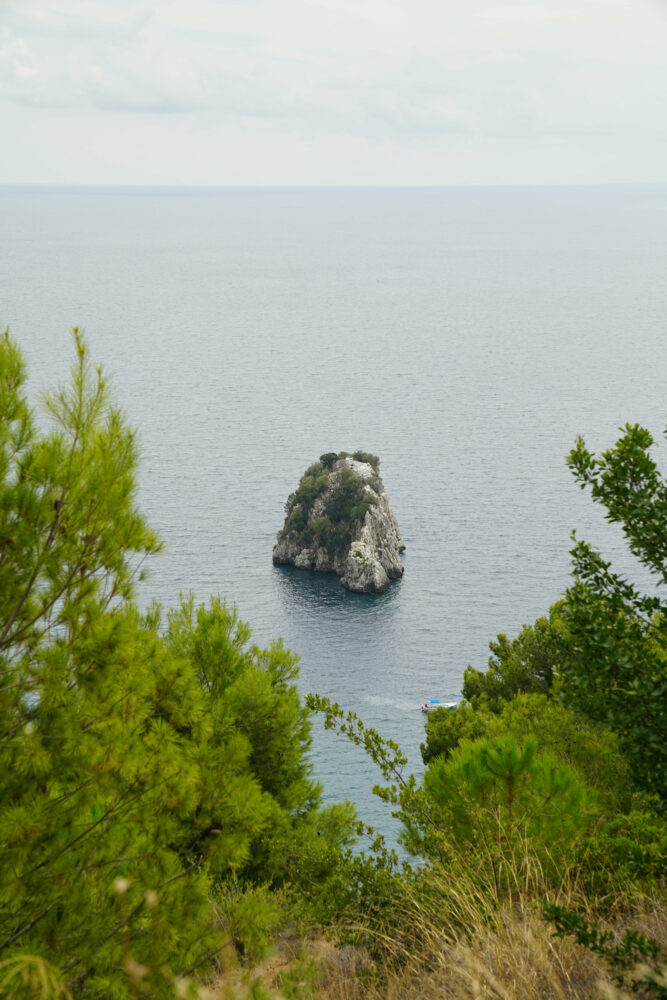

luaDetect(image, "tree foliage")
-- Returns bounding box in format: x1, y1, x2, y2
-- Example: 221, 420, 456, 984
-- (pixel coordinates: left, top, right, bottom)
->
0, 328, 161, 669
422, 693, 631, 814
0, 332, 354, 997
0, 331, 217, 995
413, 736, 593, 883
420, 700, 489, 765
162, 595, 357, 892
308, 696, 596, 897
564, 424, 667, 800
461, 602, 566, 712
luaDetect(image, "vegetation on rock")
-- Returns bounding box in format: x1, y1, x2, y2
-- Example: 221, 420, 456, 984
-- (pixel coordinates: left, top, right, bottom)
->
281, 453, 379, 555
274, 450, 402, 593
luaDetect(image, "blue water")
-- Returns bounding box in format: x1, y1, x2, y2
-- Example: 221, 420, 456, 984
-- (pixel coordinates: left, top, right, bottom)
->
2, 184, 667, 844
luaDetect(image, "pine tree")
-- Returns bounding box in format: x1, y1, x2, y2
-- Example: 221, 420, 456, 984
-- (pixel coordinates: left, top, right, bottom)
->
163, 595, 357, 898
0, 333, 273, 996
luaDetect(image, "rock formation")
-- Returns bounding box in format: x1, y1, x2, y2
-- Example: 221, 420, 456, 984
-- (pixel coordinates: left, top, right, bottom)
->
273, 452, 405, 593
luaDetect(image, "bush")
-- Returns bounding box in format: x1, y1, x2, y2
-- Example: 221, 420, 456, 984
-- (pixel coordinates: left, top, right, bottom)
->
409, 736, 596, 885
324, 469, 371, 525
543, 903, 667, 998
421, 701, 489, 765
576, 805, 667, 894
287, 506, 308, 533
462, 602, 567, 711
352, 451, 380, 471
285, 468, 329, 517
423, 694, 632, 815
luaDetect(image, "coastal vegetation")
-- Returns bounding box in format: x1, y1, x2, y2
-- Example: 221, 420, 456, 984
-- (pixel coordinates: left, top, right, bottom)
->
0, 331, 665, 998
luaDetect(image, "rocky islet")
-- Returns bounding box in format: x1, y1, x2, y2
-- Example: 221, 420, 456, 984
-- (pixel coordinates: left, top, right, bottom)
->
273, 452, 405, 593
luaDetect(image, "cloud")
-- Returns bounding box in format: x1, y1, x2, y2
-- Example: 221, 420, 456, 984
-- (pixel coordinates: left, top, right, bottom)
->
0, 5, 478, 130
1, 1, 154, 41
0, 0, 665, 183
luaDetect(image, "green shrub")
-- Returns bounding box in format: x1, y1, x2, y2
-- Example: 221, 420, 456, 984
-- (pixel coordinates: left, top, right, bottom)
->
352, 451, 380, 471
324, 469, 371, 525
289, 470, 329, 514
281, 454, 381, 552
576, 805, 667, 894
421, 701, 489, 765
287, 506, 307, 533
543, 903, 667, 997
563, 423, 667, 801
462, 602, 567, 711
422, 694, 632, 815
409, 736, 596, 883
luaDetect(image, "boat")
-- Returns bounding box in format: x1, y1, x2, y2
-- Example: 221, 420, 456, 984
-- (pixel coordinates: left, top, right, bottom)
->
421, 699, 457, 713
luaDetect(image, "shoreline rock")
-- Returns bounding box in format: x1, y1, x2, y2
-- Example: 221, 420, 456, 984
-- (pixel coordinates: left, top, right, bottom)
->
273, 452, 405, 593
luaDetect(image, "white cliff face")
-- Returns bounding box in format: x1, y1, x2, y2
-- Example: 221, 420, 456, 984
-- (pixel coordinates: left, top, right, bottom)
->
273, 456, 404, 594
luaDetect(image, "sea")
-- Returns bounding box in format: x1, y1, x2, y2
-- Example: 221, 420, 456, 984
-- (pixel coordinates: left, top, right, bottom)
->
2, 184, 666, 846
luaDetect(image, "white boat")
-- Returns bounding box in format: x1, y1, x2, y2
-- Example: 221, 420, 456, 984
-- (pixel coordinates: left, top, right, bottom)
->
421, 699, 457, 713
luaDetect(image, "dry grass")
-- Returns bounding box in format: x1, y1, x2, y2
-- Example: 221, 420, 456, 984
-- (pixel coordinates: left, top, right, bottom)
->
313, 895, 666, 1000
206, 861, 666, 1000
206, 899, 665, 1000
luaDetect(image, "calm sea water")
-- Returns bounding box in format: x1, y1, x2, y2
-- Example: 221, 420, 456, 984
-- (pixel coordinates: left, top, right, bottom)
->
2, 185, 666, 843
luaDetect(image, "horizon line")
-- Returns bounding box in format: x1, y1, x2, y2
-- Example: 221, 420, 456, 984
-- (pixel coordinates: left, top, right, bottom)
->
1, 180, 666, 192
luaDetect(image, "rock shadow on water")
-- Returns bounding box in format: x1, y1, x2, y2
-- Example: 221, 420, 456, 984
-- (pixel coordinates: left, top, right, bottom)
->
273, 562, 403, 621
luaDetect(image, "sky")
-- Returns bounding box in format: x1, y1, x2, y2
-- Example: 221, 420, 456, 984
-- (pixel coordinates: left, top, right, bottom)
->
0, 0, 666, 186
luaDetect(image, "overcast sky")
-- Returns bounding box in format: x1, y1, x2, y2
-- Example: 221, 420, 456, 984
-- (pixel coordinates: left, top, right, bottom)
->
1, 0, 666, 185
